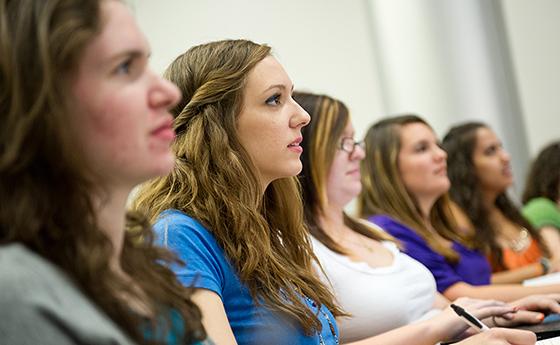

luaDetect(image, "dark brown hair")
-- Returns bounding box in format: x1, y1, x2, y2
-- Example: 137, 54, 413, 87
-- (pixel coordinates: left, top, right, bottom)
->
442, 122, 548, 269
133, 40, 344, 335
0, 0, 205, 343
358, 115, 466, 262
522, 141, 560, 204
294, 91, 393, 255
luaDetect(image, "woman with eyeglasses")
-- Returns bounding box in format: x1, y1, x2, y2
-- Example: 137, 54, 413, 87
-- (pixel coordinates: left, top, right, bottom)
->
295, 93, 555, 345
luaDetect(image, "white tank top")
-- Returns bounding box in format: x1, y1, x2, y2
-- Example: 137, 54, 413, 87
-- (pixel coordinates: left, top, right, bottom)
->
311, 234, 440, 343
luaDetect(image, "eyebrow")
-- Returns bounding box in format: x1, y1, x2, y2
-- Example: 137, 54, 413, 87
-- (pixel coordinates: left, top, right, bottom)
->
262, 83, 294, 94
105, 49, 148, 65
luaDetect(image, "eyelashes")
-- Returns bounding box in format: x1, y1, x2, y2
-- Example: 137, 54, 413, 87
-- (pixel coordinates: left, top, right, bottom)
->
265, 93, 282, 106
115, 58, 133, 75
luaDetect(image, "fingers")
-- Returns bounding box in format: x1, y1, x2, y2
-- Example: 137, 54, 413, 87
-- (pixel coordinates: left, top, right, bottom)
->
457, 328, 536, 345
495, 310, 545, 327
512, 294, 560, 314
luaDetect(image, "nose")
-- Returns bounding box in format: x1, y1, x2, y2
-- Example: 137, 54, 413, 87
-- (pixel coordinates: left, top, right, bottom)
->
500, 148, 511, 163
290, 99, 311, 128
351, 142, 366, 161
149, 70, 182, 111
435, 145, 447, 161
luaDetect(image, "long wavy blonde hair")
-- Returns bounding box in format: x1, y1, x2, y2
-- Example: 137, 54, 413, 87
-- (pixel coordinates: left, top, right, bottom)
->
133, 40, 344, 334
357, 115, 467, 262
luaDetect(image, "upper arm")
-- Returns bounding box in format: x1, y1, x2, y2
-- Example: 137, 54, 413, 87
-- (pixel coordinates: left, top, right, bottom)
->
540, 226, 560, 259
0, 302, 76, 345
154, 215, 225, 295
192, 289, 238, 345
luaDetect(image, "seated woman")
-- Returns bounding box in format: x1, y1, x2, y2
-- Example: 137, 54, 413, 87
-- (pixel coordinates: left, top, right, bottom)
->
295, 92, 559, 344
133, 39, 343, 345
443, 122, 559, 284
0, 0, 208, 344
522, 141, 560, 255
358, 115, 560, 302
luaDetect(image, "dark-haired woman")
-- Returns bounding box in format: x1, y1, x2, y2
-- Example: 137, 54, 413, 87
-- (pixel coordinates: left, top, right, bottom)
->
0, 0, 208, 344
522, 141, 560, 258
443, 123, 559, 284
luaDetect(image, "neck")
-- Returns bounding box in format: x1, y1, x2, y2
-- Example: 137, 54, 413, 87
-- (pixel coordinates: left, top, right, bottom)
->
318, 201, 352, 243
91, 185, 131, 271
482, 189, 499, 208
416, 194, 436, 222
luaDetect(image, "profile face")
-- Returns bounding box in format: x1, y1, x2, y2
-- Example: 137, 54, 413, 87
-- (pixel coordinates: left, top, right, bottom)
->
472, 126, 513, 194
69, 0, 181, 188
236, 56, 310, 189
326, 120, 365, 207
398, 122, 450, 201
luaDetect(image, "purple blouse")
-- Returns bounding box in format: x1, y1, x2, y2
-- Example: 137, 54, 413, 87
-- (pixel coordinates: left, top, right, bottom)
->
369, 215, 491, 293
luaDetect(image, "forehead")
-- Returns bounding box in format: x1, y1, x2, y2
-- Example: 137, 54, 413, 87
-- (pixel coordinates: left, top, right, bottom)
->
475, 127, 498, 147
342, 118, 354, 134
244, 56, 292, 93
400, 122, 434, 144
81, 1, 148, 67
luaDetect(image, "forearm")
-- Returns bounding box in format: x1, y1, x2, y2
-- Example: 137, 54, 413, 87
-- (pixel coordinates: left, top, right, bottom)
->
491, 263, 543, 284
444, 281, 560, 302
343, 318, 450, 345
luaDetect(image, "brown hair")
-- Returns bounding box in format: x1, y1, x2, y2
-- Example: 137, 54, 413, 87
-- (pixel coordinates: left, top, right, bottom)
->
358, 115, 466, 262
0, 0, 205, 343
522, 141, 560, 204
133, 40, 344, 334
294, 91, 393, 255
442, 122, 548, 269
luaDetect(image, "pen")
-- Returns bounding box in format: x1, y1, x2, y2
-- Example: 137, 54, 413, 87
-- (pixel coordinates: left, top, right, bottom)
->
450, 303, 490, 333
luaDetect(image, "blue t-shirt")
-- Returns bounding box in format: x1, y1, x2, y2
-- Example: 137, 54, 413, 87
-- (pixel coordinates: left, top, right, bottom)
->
370, 215, 491, 293
143, 308, 213, 345
153, 209, 339, 345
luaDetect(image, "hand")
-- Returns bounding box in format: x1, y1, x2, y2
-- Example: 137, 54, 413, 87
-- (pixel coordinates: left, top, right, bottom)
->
491, 294, 560, 327
435, 297, 515, 340
549, 257, 560, 273
456, 328, 536, 345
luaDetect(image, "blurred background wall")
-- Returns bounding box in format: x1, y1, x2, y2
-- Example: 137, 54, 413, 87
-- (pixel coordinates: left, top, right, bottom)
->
130, 0, 559, 198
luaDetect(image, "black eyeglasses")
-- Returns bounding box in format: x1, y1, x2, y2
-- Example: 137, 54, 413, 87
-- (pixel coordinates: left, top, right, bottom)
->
339, 137, 364, 154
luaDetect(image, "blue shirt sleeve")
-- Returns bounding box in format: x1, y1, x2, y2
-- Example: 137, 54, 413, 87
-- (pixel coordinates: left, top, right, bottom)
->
370, 215, 464, 293
153, 210, 227, 298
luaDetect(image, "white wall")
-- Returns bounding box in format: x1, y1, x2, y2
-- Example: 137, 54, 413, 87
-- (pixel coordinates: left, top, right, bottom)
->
131, 0, 559, 192
500, 0, 560, 156
130, 0, 385, 140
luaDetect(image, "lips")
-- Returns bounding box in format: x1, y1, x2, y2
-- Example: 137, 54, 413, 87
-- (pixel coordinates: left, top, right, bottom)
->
288, 136, 303, 147
151, 117, 175, 141
434, 165, 447, 175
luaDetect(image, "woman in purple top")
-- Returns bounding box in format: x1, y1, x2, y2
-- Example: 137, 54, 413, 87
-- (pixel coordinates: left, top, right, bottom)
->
358, 115, 560, 303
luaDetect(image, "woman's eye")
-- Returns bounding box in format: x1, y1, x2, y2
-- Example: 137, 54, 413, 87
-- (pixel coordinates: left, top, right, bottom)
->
265, 93, 282, 106
484, 146, 497, 155
115, 59, 133, 75
414, 143, 428, 152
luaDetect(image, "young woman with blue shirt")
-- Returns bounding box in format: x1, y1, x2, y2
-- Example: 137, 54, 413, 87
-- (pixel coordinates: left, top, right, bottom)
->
133, 40, 343, 345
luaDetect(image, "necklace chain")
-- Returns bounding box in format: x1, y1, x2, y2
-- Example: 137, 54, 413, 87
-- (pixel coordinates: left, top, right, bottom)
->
305, 297, 339, 345
508, 227, 531, 252
343, 238, 375, 253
